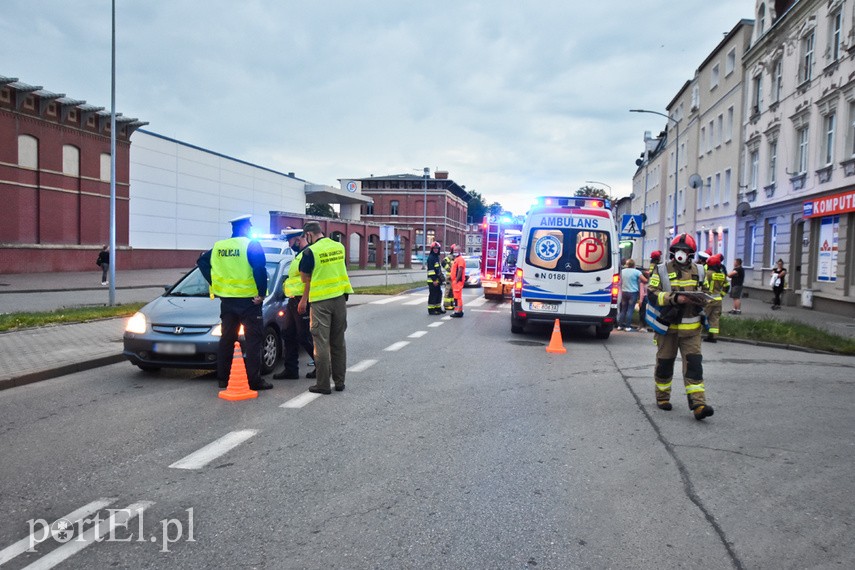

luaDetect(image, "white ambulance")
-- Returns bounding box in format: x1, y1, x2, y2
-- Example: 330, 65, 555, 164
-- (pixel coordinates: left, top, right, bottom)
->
510, 196, 620, 339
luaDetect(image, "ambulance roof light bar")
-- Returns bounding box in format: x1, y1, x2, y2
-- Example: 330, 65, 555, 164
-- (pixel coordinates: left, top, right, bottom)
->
536, 196, 612, 210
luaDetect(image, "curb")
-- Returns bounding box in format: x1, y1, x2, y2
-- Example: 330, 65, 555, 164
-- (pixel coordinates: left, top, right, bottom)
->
0, 354, 125, 392
715, 335, 848, 356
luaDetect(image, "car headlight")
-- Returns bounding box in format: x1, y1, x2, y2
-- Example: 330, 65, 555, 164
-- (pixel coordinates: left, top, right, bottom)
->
212, 323, 222, 337
125, 312, 147, 334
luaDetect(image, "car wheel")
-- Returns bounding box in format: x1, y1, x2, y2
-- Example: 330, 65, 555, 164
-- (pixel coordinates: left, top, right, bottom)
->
594, 325, 611, 340
137, 365, 161, 373
261, 326, 280, 374
511, 309, 524, 334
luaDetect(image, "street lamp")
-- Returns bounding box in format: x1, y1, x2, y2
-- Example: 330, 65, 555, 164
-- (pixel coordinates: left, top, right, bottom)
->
630, 109, 679, 238
422, 167, 429, 269
584, 180, 612, 202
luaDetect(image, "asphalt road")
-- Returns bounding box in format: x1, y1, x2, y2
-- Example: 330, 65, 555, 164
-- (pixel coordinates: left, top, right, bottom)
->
0, 289, 853, 569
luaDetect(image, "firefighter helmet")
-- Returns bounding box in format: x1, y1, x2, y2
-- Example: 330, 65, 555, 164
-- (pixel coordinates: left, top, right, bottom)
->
707, 253, 723, 268
669, 233, 696, 254
430, 241, 441, 250
650, 250, 662, 262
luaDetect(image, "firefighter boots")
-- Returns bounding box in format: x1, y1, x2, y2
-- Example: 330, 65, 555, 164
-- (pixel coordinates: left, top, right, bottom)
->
693, 404, 715, 421
657, 401, 673, 411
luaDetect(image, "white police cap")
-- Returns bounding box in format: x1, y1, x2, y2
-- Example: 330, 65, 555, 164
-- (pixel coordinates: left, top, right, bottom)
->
228, 214, 252, 224
280, 227, 303, 238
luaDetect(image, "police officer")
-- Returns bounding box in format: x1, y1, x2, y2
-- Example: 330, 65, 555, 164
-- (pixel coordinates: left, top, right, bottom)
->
441, 248, 455, 312
197, 215, 273, 391
273, 229, 316, 380
426, 241, 445, 315
299, 221, 353, 394
646, 233, 714, 420
702, 253, 729, 343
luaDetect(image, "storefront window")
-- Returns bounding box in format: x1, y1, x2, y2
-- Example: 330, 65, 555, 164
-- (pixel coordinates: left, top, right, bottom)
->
817, 215, 839, 282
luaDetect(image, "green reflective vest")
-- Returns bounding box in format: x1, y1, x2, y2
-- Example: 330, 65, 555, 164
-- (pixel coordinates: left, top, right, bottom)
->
283, 251, 305, 298
211, 237, 257, 297
307, 238, 353, 303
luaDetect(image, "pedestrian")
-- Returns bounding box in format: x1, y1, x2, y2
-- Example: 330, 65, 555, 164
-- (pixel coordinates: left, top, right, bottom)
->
441, 248, 455, 312
639, 250, 661, 332
646, 233, 715, 421
273, 229, 316, 380
617, 259, 647, 331
197, 215, 273, 391
702, 254, 729, 342
96, 245, 110, 285
449, 244, 467, 318
425, 241, 446, 315
299, 221, 353, 394
727, 258, 744, 314
771, 259, 787, 310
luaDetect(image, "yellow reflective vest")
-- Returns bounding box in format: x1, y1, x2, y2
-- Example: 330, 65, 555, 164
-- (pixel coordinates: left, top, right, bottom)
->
211, 237, 257, 298
283, 251, 305, 298
307, 238, 353, 303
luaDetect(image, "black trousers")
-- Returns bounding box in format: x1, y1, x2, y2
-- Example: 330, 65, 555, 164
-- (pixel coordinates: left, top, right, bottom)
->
772, 285, 784, 306
428, 282, 443, 309
218, 299, 263, 386
282, 296, 314, 374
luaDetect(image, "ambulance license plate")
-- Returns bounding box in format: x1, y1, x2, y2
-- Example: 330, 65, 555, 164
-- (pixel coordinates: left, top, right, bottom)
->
529, 301, 559, 312
153, 342, 196, 355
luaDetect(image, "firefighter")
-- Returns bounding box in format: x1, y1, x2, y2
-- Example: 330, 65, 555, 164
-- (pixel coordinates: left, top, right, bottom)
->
646, 233, 715, 421
449, 244, 467, 318
426, 241, 445, 315
441, 248, 455, 311
639, 250, 661, 332
702, 253, 729, 343
648, 250, 662, 273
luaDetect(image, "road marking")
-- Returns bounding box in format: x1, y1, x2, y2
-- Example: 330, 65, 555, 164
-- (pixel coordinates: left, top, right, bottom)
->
441, 315, 452, 320
469, 296, 488, 307
403, 298, 424, 305
472, 309, 502, 313
428, 322, 444, 328
169, 430, 258, 470
369, 296, 404, 305
408, 331, 428, 338
0, 498, 117, 565
347, 359, 378, 372
384, 341, 409, 352
21, 501, 153, 570
281, 392, 322, 408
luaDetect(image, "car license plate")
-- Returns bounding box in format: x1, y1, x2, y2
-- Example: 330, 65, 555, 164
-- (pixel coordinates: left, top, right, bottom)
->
529, 301, 559, 312
153, 342, 196, 355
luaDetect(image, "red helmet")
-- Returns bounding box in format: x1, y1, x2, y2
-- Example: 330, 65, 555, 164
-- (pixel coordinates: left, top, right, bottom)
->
707, 253, 723, 267
669, 233, 696, 253
650, 250, 662, 262
430, 241, 441, 250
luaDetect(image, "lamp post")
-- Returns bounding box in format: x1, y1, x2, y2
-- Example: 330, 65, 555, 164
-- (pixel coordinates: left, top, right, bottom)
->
422, 167, 429, 269
630, 109, 679, 238
583, 180, 612, 202
108, 0, 117, 306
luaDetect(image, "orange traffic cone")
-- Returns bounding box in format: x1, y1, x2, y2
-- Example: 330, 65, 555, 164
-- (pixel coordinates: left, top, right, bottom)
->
545, 319, 566, 354
219, 342, 258, 401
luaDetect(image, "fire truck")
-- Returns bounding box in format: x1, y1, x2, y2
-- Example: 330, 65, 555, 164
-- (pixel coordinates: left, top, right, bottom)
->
480, 215, 523, 299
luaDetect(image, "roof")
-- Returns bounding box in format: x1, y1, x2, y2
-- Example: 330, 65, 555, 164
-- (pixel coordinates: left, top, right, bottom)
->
353, 173, 470, 202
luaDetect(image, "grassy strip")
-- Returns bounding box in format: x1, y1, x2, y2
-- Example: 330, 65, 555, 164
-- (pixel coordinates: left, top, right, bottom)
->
718, 315, 855, 355
351, 282, 423, 295
0, 302, 146, 333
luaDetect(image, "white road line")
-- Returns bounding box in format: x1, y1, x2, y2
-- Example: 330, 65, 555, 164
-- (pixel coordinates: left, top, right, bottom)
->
0, 498, 117, 565
403, 298, 424, 305
369, 296, 405, 305
169, 430, 258, 470
280, 392, 322, 408
347, 359, 378, 372
384, 341, 410, 352
408, 331, 428, 338
442, 315, 452, 320
21, 501, 153, 570
472, 309, 502, 313
428, 322, 444, 328
469, 296, 488, 307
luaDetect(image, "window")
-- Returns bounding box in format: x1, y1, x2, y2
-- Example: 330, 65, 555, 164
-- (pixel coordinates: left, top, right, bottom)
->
746, 224, 757, 266
708, 121, 714, 151
705, 177, 712, 207
823, 113, 836, 166
714, 173, 721, 205
700, 127, 706, 154
724, 169, 732, 204
716, 114, 723, 147
752, 75, 763, 115
17, 135, 38, 169
390, 200, 399, 216
831, 8, 843, 62
750, 149, 760, 190
711, 64, 720, 89
364, 203, 374, 215
850, 101, 855, 157
758, 4, 766, 36
726, 48, 736, 76
726, 106, 734, 141
772, 60, 783, 102
769, 140, 778, 184
797, 126, 810, 173
767, 222, 778, 266
62, 145, 80, 177
800, 31, 815, 83
691, 84, 699, 110
99, 153, 111, 181
525, 228, 612, 273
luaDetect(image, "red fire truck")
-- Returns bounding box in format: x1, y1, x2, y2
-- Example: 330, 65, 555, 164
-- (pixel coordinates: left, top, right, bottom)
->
481, 214, 523, 299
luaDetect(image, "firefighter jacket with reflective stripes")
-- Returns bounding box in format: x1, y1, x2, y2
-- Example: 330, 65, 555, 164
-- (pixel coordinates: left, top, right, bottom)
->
426, 252, 444, 284
646, 260, 706, 335
211, 237, 258, 298
306, 238, 354, 303
441, 254, 453, 275
283, 251, 305, 298
702, 267, 729, 301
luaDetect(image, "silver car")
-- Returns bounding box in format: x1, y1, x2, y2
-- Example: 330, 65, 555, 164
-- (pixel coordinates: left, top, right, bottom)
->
123, 254, 291, 374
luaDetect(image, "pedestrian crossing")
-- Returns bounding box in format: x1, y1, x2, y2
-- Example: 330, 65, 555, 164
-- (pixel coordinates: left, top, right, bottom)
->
368, 292, 506, 308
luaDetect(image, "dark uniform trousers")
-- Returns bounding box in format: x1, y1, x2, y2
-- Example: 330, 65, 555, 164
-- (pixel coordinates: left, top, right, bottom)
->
310, 294, 348, 390
428, 282, 443, 309
282, 296, 314, 375
654, 331, 705, 408
218, 298, 263, 386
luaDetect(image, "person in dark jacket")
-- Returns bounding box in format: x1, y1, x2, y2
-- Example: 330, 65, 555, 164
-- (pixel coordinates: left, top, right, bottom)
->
96, 245, 110, 285
426, 241, 445, 315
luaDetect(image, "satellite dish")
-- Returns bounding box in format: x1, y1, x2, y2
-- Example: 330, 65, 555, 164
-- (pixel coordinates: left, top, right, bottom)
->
635, 158, 643, 166
688, 174, 703, 189
629, 193, 636, 200
736, 201, 752, 217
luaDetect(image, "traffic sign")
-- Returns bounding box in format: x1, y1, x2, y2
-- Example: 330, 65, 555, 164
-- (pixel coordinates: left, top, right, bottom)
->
620, 214, 643, 238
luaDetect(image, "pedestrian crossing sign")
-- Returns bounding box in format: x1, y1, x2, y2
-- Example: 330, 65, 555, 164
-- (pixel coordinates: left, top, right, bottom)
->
620, 214, 643, 238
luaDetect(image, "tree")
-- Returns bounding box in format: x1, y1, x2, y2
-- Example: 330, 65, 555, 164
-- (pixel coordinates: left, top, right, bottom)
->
306, 203, 337, 218
488, 202, 504, 216
575, 186, 610, 199
466, 190, 488, 224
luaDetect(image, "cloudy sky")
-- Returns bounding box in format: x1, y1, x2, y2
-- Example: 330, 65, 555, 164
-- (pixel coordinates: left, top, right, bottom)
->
2, 0, 750, 216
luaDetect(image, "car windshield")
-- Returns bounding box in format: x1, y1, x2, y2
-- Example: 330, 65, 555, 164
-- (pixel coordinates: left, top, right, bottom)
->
166, 261, 282, 298
465, 259, 480, 269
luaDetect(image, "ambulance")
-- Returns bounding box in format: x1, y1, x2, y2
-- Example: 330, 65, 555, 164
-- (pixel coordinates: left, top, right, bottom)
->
510, 196, 620, 339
